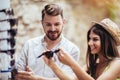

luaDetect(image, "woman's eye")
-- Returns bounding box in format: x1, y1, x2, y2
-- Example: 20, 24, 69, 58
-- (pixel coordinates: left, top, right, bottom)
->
93, 38, 99, 41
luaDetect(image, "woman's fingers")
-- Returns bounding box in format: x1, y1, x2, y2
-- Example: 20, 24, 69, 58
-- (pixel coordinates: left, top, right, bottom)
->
26, 66, 33, 72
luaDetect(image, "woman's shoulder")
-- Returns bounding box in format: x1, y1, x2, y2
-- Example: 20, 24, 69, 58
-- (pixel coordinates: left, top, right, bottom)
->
112, 58, 120, 80
111, 58, 120, 64
109, 58, 120, 73
100, 58, 120, 79
110, 58, 120, 67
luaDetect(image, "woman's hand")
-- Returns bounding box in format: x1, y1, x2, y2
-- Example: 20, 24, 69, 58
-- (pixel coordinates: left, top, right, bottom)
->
43, 55, 56, 68
43, 52, 75, 80
58, 49, 75, 67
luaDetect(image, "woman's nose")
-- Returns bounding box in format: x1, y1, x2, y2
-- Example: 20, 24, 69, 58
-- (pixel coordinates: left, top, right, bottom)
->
88, 40, 93, 46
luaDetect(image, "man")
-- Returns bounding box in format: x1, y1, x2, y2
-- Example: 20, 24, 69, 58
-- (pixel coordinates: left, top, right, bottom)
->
16, 3, 80, 80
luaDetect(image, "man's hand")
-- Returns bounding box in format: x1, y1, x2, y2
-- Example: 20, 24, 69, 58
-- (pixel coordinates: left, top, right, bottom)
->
15, 66, 39, 80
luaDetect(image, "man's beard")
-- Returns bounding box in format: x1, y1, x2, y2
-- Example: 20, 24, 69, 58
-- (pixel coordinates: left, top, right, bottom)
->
46, 31, 61, 41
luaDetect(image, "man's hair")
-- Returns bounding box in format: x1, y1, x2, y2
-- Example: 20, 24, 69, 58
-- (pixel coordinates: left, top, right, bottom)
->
42, 4, 63, 20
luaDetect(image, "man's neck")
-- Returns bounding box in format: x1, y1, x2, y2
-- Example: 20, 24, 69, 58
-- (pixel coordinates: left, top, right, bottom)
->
44, 36, 61, 50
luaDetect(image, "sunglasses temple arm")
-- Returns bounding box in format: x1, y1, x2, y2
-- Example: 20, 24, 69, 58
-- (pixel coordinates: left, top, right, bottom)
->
37, 53, 44, 58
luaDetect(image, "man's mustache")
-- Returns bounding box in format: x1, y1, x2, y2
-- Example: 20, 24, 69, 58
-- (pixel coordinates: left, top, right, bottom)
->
48, 31, 58, 34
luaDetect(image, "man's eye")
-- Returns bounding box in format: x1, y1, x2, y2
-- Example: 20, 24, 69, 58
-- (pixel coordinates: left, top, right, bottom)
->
55, 23, 60, 26
46, 24, 51, 26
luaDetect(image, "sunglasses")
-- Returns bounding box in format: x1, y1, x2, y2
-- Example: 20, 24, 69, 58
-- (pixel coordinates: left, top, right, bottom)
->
11, 68, 18, 79
37, 49, 60, 59
10, 59, 18, 79
0, 18, 18, 27
0, 49, 15, 55
0, 29, 17, 37
0, 38, 16, 48
0, 8, 14, 15
10, 59, 15, 66
10, 58, 18, 79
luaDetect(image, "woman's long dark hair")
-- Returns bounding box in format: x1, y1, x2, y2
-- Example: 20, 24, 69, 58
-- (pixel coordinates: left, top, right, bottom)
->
86, 24, 120, 79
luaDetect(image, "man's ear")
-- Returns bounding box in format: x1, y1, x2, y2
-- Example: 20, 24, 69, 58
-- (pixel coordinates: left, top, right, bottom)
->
41, 20, 43, 24
63, 18, 67, 24
41, 20, 44, 26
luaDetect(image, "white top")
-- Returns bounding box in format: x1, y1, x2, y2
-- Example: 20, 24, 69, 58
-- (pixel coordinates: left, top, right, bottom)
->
16, 35, 80, 77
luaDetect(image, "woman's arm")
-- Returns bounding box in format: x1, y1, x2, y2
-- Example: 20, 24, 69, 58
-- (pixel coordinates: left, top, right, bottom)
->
58, 50, 120, 80
70, 60, 94, 80
58, 49, 94, 80
43, 56, 76, 80
97, 59, 120, 80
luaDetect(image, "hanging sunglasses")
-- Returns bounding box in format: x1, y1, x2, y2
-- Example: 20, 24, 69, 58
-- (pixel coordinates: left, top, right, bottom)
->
0, 18, 18, 27
0, 29, 17, 37
10, 59, 15, 66
11, 68, 18, 79
8, 29, 17, 37
37, 49, 60, 59
10, 60, 18, 78
0, 8, 14, 15
0, 38, 15, 48
0, 49, 15, 55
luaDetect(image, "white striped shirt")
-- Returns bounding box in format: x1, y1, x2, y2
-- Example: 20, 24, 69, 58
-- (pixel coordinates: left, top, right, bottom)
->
16, 35, 80, 77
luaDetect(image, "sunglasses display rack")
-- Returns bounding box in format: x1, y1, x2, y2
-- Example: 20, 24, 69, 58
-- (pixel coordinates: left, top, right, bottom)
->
0, 8, 18, 80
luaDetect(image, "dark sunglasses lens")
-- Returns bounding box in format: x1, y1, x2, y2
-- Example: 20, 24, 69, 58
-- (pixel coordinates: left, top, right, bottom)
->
9, 29, 17, 37
10, 59, 15, 66
11, 39, 15, 48
0, 49, 15, 55
9, 38, 15, 48
9, 49, 15, 55
9, 19, 18, 26
9, 19, 15, 26
45, 51, 53, 59
0, 18, 18, 27
7, 49, 15, 55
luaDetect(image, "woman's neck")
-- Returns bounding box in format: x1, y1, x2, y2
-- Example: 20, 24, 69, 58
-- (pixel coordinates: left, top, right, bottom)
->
98, 54, 109, 64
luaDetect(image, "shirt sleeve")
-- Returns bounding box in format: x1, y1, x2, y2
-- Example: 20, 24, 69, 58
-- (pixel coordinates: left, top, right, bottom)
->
60, 46, 80, 75
16, 41, 29, 71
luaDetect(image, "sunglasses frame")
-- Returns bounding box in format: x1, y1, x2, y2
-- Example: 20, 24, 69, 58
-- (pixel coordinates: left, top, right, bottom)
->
0, 49, 15, 55
0, 29, 17, 37
37, 49, 60, 59
0, 38, 16, 48
0, 8, 14, 15
0, 18, 18, 27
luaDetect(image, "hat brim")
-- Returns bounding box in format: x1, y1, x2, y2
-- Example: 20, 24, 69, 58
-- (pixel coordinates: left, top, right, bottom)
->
92, 21, 120, 46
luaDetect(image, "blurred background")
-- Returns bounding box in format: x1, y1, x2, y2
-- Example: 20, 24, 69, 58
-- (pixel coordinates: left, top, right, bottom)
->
10, 0, 120, 65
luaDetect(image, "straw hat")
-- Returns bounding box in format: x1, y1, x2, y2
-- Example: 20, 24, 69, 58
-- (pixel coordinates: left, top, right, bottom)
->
93, 18, 120, 46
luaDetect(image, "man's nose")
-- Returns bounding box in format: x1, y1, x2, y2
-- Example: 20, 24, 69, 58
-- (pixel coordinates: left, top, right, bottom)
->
51, 25, 56, 31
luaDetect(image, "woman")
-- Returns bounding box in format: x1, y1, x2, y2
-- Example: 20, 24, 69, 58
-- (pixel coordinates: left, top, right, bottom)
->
43, 18, 120, 80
